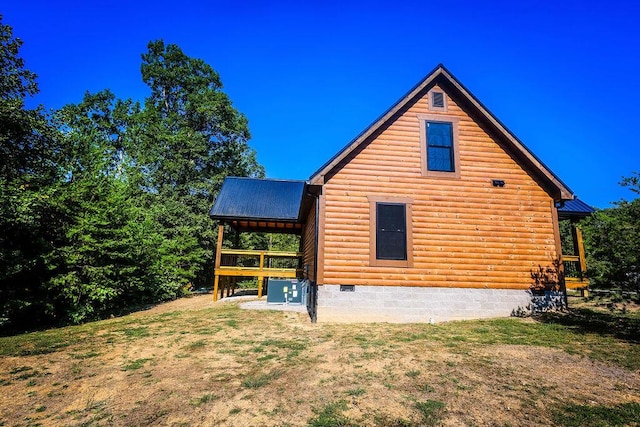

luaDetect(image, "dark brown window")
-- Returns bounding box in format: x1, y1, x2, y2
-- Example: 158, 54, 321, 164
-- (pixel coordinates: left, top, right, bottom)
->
418, 114, 461, 179
368, 196, 413, 268
426, 121, 454, 172
376, 203, 407, 260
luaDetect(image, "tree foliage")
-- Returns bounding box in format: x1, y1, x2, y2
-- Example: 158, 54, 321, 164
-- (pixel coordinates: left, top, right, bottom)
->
582, 172, 640, 293
0, 15, 263, 330
0, 15, 64, 327
132, 40, 263, 288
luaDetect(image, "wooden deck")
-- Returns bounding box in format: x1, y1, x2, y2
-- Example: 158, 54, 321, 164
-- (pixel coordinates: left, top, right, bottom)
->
213, 248, 303, 301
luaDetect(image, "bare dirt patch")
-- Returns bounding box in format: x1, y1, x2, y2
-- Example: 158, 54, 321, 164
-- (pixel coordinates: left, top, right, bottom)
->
0, 297, 638, 426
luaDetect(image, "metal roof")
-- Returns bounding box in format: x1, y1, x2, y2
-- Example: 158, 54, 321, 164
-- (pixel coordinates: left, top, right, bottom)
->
209, 177, 306, 222
558, 198, 595, 219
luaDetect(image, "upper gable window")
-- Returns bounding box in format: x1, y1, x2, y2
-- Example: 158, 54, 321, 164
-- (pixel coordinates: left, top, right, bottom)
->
428, 90, 447, 111
427, 122, 454, 172
418, 114, 461, 179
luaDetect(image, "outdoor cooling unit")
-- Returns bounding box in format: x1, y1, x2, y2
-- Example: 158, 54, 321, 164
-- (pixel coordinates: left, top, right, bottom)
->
266, 279, 306, 305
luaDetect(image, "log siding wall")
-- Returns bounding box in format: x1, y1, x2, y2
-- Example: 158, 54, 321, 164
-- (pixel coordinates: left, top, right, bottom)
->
302, 199, 317, 282
319, 85, 558, 290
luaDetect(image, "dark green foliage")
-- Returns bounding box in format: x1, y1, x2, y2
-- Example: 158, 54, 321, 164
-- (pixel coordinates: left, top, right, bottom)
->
0, 15, 64, 328
0, 16, 263, 330
0, 16, 53, 181
582, 172, 640, 294
266, 233, 300, 251
553, 402, 640, 427
132, 40, 263, 289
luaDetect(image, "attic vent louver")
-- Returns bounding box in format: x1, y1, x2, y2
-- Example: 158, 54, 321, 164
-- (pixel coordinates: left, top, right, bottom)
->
432, 91, 445, 108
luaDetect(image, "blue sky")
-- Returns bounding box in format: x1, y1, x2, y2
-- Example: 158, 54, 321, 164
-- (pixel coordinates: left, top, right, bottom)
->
4, 0, 639, 208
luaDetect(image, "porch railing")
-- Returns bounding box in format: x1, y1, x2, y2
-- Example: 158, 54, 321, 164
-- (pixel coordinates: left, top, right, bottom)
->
562, 225, 589, 290
213, 249, 303, 301
563, 255, 588, 287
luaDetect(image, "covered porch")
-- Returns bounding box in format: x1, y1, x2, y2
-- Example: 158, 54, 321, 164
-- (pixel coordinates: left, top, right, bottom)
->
558, 198, 595, 294
209, 177, 321, 307
212, 247, 302, 301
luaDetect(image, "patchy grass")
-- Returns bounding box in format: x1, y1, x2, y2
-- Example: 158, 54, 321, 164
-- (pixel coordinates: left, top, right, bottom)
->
345, 387, 366, 397
308, 400, 353, 427
0, 295, 639, 426
405, 369, 420, 378
121, 358, 152, 371
182, 339, 207, 351
122, 326, 150, 338
0, 327, 84, 356
553, 402, 640, 426
190, 393, 218, 406
242, 370, 283, 389
415, 400, 446, 426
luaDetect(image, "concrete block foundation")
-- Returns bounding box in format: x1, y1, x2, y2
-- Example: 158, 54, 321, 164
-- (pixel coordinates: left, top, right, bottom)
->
317, 285, 535, 323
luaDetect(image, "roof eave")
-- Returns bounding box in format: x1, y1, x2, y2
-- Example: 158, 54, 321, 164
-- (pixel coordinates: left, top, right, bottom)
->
437, 67, 574, 201
309, 64, 574, 201
210, 214, 301, 223
309, 64, 446, 185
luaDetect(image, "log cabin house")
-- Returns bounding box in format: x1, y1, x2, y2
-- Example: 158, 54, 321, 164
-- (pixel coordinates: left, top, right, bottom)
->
209, 64, 593, 322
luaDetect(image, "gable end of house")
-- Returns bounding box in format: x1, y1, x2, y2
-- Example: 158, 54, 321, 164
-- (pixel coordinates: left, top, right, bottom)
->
309, 65, 574, 201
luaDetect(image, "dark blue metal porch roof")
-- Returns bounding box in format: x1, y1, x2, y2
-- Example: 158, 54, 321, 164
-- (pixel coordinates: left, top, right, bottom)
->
558, 198, 595, 219
209, 177, 306, 222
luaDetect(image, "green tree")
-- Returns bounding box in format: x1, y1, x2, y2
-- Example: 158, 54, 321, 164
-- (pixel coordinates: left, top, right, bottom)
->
45, 92, 160, 322
583, 172, 640, 294
0, 16, 63, 328
1, 31, 265, 329
131, 40, 263, 288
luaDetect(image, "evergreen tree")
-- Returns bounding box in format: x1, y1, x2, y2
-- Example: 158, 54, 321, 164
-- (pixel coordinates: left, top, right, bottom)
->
0, 16, 62, 328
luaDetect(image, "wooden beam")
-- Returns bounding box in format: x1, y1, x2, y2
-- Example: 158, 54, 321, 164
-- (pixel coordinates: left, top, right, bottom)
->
257, 251, 265, 298
215, 268, 301, 277
213, 224, 224, 302
213, 274, 220, 302
257, 275, 264, 299
219, 249, 302, 257
575, 226, 587, 279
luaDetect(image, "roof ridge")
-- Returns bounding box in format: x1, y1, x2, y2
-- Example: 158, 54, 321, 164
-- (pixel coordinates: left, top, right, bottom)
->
308, 64, 574, 201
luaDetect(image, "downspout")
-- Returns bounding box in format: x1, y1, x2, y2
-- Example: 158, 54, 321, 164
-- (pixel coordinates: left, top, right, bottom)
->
311, 193, 320, 323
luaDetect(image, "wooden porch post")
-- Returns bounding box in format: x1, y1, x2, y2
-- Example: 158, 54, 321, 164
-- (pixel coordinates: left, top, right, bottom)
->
575, 226, 587, 278
257, 251, 265, 299
213, 224, 224, 302
573, 224, 589, 297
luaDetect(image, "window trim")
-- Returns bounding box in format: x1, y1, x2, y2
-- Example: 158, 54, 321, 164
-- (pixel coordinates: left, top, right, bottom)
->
428, 89, 447, 112
368, 196, 414, 268
418, 114, 461, 179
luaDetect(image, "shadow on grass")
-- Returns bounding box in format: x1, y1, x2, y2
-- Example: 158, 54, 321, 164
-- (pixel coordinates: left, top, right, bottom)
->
537, 308, 640, 343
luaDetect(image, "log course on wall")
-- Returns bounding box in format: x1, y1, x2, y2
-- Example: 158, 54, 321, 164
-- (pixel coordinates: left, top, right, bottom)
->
302, 199, 316, 282
320, 83, 558, 290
